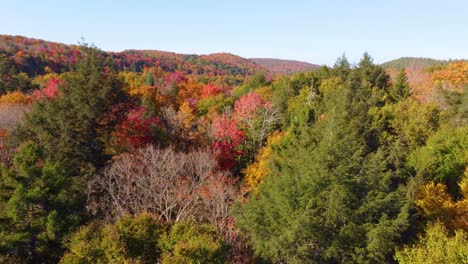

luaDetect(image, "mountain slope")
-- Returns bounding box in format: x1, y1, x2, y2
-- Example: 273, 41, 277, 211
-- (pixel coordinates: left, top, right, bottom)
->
380, 57, 448, 70
0, 34, 268, 77
250, 58, 320, 74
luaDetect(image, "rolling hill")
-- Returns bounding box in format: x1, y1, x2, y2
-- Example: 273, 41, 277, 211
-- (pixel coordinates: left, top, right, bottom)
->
250, 58, 320, 74
0, 35, 321, 77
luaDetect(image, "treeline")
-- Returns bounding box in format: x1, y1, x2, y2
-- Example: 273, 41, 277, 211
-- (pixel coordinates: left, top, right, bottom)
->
0, 35, 266, 78
0, 44, 467, 263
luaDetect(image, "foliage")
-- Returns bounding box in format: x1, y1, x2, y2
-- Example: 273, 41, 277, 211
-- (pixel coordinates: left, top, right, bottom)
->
32, 77, 60, 100
0, 91, 31, 105
0, 142, 85, 263
112, 107, 164, 151
409, 126, 467, 197
61, 214, 165, 264
21, 44, 131, 174
380, 57, 447, 70
389, 69, 412, 102
431, 61, 468, 88
416, 179, 468, 232
159, 221, 228, 264
242, 131, 283, 193
394, 222, 468, 264
211, 114, 246, 171
234, 55, 415, 263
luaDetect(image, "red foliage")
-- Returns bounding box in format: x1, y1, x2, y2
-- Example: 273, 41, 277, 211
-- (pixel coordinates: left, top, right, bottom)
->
202, 83, 223, 98
234, 92, 270, 119
113, 107, 162, 150
212, 114, 245, 170
32, 78, 60, 100
165, 70, 187, 84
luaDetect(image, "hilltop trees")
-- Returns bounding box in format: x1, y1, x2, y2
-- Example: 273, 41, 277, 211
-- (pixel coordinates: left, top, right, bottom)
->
234, 55, 417, 263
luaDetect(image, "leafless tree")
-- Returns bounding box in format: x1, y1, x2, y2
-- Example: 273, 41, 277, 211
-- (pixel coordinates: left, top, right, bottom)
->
0, 104, 29, 164
88, 145, 237, 224
0, 104, 28, 130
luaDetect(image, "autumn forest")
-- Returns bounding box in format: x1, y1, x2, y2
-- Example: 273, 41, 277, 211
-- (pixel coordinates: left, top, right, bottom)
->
0, 34, 467, 263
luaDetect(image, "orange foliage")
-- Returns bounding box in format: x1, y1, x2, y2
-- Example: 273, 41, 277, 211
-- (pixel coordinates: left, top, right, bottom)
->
432, 61, 468, 88
417, 179, 468, 232
0, 91, 32, 105
177, 78, 203, 105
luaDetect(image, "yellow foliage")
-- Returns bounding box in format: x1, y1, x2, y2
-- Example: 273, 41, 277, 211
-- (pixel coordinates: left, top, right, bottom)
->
0, 91, 31, 106
417, 179, 468, 231
319, 77, 343, 97
177, 78, 203, 105
395, 222, 468, 264
120, 71, 145, 93
431, 61, 468, 88
177, 101, 196, 130
243, 131, 284, 193
253, 86, 273, 101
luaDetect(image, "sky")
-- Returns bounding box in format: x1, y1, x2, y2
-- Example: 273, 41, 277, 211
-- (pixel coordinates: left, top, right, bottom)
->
0, 0, 467, 65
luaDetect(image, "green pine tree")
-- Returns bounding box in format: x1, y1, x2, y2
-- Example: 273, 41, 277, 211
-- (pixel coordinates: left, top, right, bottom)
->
234, 56, 415, 263
0, 142, 85, 262
389, 69, 412, 102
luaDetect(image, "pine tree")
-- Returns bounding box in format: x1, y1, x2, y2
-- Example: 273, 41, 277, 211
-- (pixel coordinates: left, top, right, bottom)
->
389, 69, 411, 102
234, 56, 414, 263
0, 44, 132, 262
22, 44, 131, 174
0, 142, 84, 262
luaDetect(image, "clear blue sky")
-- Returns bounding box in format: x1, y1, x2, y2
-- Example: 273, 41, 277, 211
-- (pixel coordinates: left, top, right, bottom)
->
1, 0, 467, 65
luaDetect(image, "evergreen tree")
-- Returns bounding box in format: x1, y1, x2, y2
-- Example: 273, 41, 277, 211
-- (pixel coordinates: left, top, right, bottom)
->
0, 44, 131, 263
21, 44, 131, 175
389, 69, 411, 102
234, 56, 415, 263
0, 142, 84, 262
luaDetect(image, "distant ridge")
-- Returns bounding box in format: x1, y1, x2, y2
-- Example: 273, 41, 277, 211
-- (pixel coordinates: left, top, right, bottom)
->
250, 58, 320, 74
380, 57, 449, 70
0, 34, 268, 77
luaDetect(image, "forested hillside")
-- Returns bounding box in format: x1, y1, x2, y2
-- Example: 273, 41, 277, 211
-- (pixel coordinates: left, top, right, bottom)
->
250, 58, 319, 74
0, 35, 268, 79
0, 36, 467, 264
381, 57, 449, 70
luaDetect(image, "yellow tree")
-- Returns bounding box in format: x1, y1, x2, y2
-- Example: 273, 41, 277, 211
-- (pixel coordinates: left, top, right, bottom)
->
416, 178, 468, 232
242, 131, 283, 193
395, 222, 468, 264
432, 61, 468, 89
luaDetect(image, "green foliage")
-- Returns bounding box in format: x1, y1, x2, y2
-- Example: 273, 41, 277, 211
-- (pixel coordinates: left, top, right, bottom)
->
0, 53, 37, 94
21, 44, 131, 174
271, 76, 294, 125
61, 214, 165, 264
115, 214, 165, 262
0, 45, 132, 263
0, 142, 85, 263
437, 85, 468, 127
372, 98, 440, 148
389, 69, 412, 102
395, 222, 468, 264
196, 94, 233, 116
232, 72, 267, 98
234, 55, 415, 263
159, 221, 228, 264
380, 57, 447, 70
60, 222, 129, 264
409, 126, 468, 198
